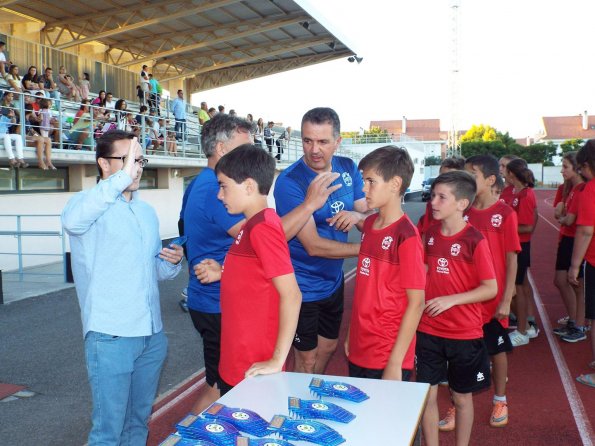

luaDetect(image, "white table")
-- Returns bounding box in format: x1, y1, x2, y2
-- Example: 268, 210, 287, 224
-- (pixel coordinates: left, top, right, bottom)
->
217, 372, 429, 446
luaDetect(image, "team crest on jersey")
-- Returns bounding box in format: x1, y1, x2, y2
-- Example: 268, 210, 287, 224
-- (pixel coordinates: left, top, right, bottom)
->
491, 214, 503, 228
464, 215, 469, 222
381, 236, 393, 250
235, 230, 244, 245
512, 198, 519, 208
437, 257, 449, 274
450, 243, 461, 256
360, 257, 371, 276
428, 237, 435, 246
330, 200, 345, 214
342, 172, 353, 187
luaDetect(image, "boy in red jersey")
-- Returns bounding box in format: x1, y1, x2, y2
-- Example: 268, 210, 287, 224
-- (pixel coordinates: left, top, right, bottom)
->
416, 171, 497, 446
570, 140, 595, 386
196, 144, 302, 393
438, 155, 520, 431
345, 146, 425, 382
497, 155, 519, 205
418, 157, 466, 239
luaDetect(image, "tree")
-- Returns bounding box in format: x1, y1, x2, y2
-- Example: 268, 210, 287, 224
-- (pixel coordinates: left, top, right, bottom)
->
424, 156, 442, 166
560, 138, 584, 154
460, 124, 498, 143
460, 124, 521, 158
518, 142, 557, 164
461, 140, 507, 159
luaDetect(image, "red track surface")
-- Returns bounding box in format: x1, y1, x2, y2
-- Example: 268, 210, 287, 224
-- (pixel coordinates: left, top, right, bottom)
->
147, 189, 595, 445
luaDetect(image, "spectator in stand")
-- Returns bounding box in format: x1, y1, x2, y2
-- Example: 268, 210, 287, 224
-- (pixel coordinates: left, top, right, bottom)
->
69, 105, 94, 150
0, 42, 11, 79
140, 65, 150, 106
92, 90, 106, 108
0, 108, 26, 168
198, 101, 210, 125
5, 64, 22, 92
135, 105, 149, 128
136, 85, 144, 106
256, 117, 264, 147
39, 98, 52, 138
104, 92, 115, 111
22, 66, 43, 94
218, 105, 225, 114
79, 72, 90, 100
275, 126, 291, 161
247, 114, 258, 143
171, 89, 186, 141
264, 121, 275, 155
1, 90, 20, 134
208, 107, 217, 119
228, 109, 237, 117
39, 67, 61, 104
24, 105, 55, 170
160, 118, 178, 156
148, 74, 161, 114
73, 100, 90, 125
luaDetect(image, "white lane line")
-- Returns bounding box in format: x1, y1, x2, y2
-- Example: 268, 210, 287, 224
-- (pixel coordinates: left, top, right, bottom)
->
344, 267, 356, 283
150, 376, 207, 422
538, 213, 560, 232
528, 272, 594, 446
153, 368, 205, 405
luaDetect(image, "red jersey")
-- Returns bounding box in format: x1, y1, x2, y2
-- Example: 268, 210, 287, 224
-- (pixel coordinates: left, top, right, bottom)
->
219, 208, 294, 386
349, 214, 425, 370
418, 223, 496, 340
576, 179, 595, 266
511, 187, 537, 243
500, 185, 515, 205
560, 183, 586, 238
417, 201, 439, 237
553, 184, 564, 207
467, 202, 520, 327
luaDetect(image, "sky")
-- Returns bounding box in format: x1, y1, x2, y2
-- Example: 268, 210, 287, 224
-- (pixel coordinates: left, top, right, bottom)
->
191, 0, 595, 139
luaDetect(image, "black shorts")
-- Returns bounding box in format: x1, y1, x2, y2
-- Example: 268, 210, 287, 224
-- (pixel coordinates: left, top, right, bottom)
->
348, 361, 412, 382
586, 262, 595, 320
415, 331, 491, 394
292, 281, 344, 352
515, 241, 531, 285
556, 236, 585, 278
482, 319, 513, 356
218, 377, 233, 396
189, 309, 221, 387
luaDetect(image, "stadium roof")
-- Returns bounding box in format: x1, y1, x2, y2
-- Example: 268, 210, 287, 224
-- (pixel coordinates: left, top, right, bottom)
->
1, 0, 357, 92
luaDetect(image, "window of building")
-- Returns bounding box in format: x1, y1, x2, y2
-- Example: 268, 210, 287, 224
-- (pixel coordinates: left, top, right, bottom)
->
0, 167, 68, 193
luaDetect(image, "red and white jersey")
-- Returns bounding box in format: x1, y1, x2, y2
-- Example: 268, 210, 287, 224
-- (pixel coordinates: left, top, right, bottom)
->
467, 202, 521, 326
419, 223, 496, 340
219, 208, 294, 386
349, 214, 425, 370
500, 185, 515, 206
576, 179, 595, 266
510, 187, 537, 243
560, 183, 586, 238
553, 184, 564, 208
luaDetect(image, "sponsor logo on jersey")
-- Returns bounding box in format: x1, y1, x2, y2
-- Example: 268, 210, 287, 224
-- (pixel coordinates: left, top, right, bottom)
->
342, 172, 353, 187
330, 200, 345, 214
437, 257, 449, 274
382, 236, 393, 250
491, 214, 503, 228
512, 198, 519, 208
450, 243, 461, 256
360, 257, 371, 276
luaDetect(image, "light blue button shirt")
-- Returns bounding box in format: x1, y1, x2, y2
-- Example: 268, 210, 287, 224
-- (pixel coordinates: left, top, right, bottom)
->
62, 170, 181, 337
171, 98, 186, 120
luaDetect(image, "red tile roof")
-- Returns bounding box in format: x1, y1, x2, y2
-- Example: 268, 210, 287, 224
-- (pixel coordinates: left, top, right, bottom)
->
542, 115, 595, 140
370, 119, 444, 141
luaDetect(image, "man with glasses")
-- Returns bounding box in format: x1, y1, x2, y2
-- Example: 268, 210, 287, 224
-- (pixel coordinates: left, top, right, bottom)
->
62, 130, 183, 445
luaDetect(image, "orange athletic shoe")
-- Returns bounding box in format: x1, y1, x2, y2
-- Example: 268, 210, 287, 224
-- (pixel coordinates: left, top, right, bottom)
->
438, 406, 456, 432
490, 401, 508, 427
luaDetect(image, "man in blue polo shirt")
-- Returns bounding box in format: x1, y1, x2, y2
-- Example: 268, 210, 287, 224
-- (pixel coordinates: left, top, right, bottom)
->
274, 107, 369, 374
184, 114, 342, 414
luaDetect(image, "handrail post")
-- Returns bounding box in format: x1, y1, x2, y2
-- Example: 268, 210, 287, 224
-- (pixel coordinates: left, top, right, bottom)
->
16, 215, 23, 281
19, 92, 25, 142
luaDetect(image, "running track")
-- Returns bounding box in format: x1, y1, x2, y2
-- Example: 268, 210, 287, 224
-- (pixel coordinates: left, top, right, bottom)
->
147, 190, 595, 445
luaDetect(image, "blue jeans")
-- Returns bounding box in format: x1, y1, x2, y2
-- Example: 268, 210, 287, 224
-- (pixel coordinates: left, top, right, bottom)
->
84, 331, 168, 446
174, 119, 186, 141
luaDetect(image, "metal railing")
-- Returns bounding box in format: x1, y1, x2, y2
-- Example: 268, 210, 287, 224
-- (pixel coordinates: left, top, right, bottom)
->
0, 214, 66, 282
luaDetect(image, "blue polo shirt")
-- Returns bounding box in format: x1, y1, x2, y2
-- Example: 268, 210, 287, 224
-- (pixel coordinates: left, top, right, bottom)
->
274, 156, 364, 302
184, 168, 243, 313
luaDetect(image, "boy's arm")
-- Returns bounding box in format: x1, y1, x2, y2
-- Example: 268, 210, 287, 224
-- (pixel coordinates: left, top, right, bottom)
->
194, 259, 222, 283
495, 252, 518, 319
425, 278, 497, 317
296, 219, 361, 259
245, 273, 302, 378
569, 225, 593, 286
383, 289, 424, 381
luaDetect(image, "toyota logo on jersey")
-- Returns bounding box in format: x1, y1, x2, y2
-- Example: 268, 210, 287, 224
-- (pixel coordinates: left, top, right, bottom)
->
359, 257, 371, 276
450, 243, 461, 256
437, 257, 450, 274
382, 236, 393, 250
342, 172, 353, 187
330, 200, 345, 214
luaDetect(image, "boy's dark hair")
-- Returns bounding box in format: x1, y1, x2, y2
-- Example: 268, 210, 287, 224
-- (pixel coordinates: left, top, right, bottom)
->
95, 130, 135, 177
215, 144, 275, 195
493, 172, 504, 193
465, 154, 499, 180
432, 170, 477, 211
39, 98, 50, 109
139, 105, 148, 113
506, 158, 535, 188
301, 107, 340, 139
440, 156, 466, 171
358, 145, 414, 196
200, 113, 252, 158
577, 139, 595, 175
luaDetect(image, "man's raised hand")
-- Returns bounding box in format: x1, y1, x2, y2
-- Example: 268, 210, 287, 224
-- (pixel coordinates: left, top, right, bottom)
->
304, 172, 342, 212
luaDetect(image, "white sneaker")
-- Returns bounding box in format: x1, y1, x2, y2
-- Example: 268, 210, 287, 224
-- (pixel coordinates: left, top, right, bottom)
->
526, 322, 540, 339
509, 330, 530, 347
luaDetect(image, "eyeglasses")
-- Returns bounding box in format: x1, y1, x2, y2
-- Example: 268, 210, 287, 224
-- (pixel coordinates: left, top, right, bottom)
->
103, 156, 148, 168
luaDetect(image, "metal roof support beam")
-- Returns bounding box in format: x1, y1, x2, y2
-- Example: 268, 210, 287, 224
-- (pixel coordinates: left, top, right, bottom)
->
161, 37, 331, 82
119, 14, 309, 68
55, 0, 242, 50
